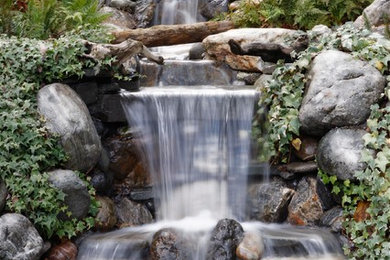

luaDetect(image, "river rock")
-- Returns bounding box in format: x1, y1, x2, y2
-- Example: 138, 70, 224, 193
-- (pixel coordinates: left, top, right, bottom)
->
45, 240, 77, 260
37, 83, 102, 172
48, 169, 91, 219
189, 43, 206, 60
95, 196, 117, 231
287, 177, 329, 226
108, 0, 136, 12
199, 0, 229, 20
150, 228, 192, 260
0, 179, 7, 213
320, 207, 344, 233
299, 50, 385, 136
206, 218, 244, 260
317, 128, 366, 180
115, 197, 153, 227
203, 28, 307, 72
248, 180, 295, 223
236, 231, 264, 260
0, 214, 44, 260
354, 0, 390, 28
100, 6, 137, 30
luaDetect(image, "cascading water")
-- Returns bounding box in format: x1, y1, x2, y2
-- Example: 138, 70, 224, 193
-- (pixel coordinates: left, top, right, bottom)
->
154, 0, 199, 25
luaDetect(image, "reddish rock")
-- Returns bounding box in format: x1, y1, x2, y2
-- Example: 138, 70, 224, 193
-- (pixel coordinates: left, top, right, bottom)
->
236, 231, 264, 260
45, 240, 77, 260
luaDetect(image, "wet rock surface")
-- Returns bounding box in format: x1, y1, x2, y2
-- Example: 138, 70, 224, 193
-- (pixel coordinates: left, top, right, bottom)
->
108, 0, 136, 12
206, 218, 244, 260
95, 196, 117, 231
248, 180, 295, 223
48, 169, 91, 220
115, 197, 153, 227
317, 128, 367, 180
320, 207, 344, 233
150, 228, 192, 260
91, 169, 114, 196
299, 50, 385, 136
37, 83, 102, 172
236, 231, 264, 260
135, 0, 155, 28
199, 0, 229, 20
45, 240, 77, 260
0, 214, 44, 260
0, 179, 7, 213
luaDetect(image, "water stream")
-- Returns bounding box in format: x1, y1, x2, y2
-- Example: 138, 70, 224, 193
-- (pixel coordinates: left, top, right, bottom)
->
154, 0, 199, 25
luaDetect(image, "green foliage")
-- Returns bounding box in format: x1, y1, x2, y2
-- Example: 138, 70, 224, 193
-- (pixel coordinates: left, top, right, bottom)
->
0, 0, 109, 39
256, 23, 390, 258
220, 0, 373, 30
0, 34, 112, 238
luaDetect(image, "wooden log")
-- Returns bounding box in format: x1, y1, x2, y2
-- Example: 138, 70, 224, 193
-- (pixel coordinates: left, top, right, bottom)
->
112, 21, 235, 46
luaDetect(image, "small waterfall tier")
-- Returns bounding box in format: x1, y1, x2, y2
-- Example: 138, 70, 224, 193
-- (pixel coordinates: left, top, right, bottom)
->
154, 0, 199, 25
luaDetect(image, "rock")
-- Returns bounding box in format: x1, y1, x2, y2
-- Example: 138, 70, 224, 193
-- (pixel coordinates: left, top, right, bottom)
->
203, 28, 308, 72
288, 177, 329, 226
354, 0, 390, 28
130, 187, 154, 201
0, 179, 7, 213
189, 43, 206, 60
90, 169, 113, 196
248, 180, 295, 223
299, 50, 385, 136
45, 240, 77, 260
135, 0, 155, 28
98, 82, 121, 94
254, 74, 272, 90
293, 136, 318, 161
100, 6, 137, 30
150, 228, 192, 260
317, 128, 367, 180
236, 231, 264, 260
237, 72, 262, 85
206, 218, 244, 260
114, 161, 152, 191
115, 197, 153, 227
69, 82, 98, 105
97, 94, 127, 123
320, 207, 344, 233
37, 83, 102, 172
108, 0, 136, 12
95, 196, 117, 231
309, 24, 332, 41
48, 169, 91, 219
0, 214, 44, 260
104, 134, 140, 180
277, 161, 318, 174
199, 0, 229, 20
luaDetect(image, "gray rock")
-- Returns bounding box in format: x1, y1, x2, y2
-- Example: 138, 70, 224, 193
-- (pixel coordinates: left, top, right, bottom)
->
320, 207, 344, 233
108, 0, 136, 12
135, 0, 155, 28
48, 169, 91, 219
354, 0, 390, 27
115, 198, 153, 226
287, 177, 330, 226
0, 214, 44, 260
248, 180, 295, 223
189, 43, 206, 60
100, 6, 137, 30
91, 169, 113, 196
206, 219, 244, 260
98, 82, 121, 94
150, 228, 193, 260
254, 74, 272, 90
199, 0, 229, 20
0, 179, 7, 213
130, 187, 153, 201
70, 82, 98, 105
317, 128, 367, 180
37, 83, 102, 172
98, 94, 127, 123
299, 50, 385, 136
95, 196, 117, 231
237, 72, 262, 85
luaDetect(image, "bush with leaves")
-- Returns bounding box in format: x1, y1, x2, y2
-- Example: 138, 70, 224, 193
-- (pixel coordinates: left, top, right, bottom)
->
255, 23, 390, 258
0, 31, 114, 238
220, 0, 373, 30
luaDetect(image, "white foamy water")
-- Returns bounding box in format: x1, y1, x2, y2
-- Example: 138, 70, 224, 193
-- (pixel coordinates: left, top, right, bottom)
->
154, 0, 199, 25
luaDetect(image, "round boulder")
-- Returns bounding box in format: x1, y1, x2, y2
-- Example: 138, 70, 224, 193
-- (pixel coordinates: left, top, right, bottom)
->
317, 128, 367, 180
37, 83, 102, 172
48, 169, 91, 219
299, 50, 385, 136
150, 228, 192, 260
0, 214, 44, 260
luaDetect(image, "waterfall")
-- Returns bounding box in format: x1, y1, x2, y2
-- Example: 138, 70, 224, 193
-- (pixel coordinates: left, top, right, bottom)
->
154, 0, 200, 25
121, 87, 257, 221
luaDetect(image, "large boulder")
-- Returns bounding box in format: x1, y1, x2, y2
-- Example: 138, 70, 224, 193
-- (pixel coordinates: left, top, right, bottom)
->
48, 169, 91, 219
199, 0, 229, 20
206, 219, 244, 260
115, 198, 153, 227
317, 128, 367, 180
100, 6, 137, 30
299, 50, 385, 136
37, 83, 102, 172
203, 28, 307, 72
0, 214, 45, 260
0, 179, 7, 213
287, 177, 333, 226
247, 180, 295, 223
354, 0, 390, 28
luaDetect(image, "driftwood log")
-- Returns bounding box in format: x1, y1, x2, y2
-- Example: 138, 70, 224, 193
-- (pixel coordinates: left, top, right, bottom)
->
83, 38, 164, 66
112, 21, 235, 46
